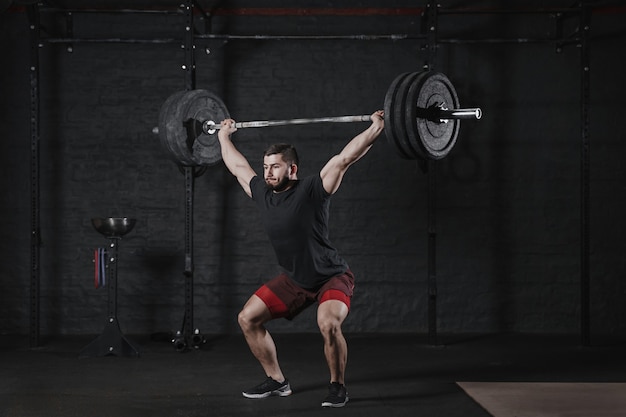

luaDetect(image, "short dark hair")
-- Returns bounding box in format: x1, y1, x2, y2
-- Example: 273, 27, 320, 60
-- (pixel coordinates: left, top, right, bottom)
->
263, 143, 299, 167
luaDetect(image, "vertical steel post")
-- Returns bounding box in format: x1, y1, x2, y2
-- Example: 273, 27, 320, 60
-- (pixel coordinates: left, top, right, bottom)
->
107, 240, 119, 321
579, 2, 591, 347
427, 159, 438, 345
182, 0, 197, 350
27, 4, 41, 349
183, 167, 195, 347
424, 0, 439, 346
183, 0, 196, 91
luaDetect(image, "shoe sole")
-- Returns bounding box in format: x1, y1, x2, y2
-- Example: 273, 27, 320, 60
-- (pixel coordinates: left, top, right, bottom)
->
321, 397, 349, 407
242, 389, 292, 399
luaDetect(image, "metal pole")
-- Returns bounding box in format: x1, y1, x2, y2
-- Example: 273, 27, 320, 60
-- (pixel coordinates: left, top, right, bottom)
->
183, 166, 195, 350
27, 4, 41, 349
107, 240, 119, 320
424, 0, 439, 346
178, 0, 198, 352
580, 2, 591, 347
183, 0, 195, 92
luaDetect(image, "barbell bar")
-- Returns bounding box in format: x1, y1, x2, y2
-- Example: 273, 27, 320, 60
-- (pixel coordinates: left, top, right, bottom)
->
156, 70, 482, 166
201, 107, 481, 135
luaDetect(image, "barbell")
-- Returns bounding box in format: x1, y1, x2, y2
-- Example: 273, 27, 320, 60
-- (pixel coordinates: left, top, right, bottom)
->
156, 71, 482, 166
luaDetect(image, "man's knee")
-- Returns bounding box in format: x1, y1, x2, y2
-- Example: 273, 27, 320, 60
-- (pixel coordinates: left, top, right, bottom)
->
238, 306, 261, 331
238, 295, 272, 331
317, 301, 347, 338
237, 308, 251, 330
318, 316, 342, 339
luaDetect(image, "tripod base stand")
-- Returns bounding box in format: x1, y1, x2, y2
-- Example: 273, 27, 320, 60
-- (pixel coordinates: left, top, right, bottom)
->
80, 317, 139, 358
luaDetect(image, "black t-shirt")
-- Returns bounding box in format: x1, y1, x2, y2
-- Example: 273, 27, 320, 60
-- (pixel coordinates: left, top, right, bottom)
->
250, 174, 348, 289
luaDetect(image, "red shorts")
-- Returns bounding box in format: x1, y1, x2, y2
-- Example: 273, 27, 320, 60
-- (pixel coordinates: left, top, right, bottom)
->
254, 270, 355, 320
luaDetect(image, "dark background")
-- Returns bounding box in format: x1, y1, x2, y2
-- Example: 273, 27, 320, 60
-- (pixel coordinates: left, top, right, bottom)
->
1, 1, 624, 341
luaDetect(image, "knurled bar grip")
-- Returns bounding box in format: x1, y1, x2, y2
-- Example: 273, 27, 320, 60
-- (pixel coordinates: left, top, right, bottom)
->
207, 115, 372, 133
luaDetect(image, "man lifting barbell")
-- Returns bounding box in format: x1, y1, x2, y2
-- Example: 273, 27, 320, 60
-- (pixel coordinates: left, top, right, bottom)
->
217, 110, 385, 408
154, 69, 481, 406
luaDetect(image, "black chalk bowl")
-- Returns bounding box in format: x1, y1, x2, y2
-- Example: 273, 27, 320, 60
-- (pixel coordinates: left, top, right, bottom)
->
91, 217, 136, 237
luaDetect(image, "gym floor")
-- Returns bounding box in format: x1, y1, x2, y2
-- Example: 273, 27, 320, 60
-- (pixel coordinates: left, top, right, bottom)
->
1, 332, 624, 417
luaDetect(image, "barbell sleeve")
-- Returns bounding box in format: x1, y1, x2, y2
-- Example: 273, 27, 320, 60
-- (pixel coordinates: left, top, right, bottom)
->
437, 108, 482, 120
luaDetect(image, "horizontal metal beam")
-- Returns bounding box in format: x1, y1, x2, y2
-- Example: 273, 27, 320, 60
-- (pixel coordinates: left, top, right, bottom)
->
195, 33, 423, 41
439, 37, 581, 44
438, 7, 581, 15
209, 7, 426, 16
40, 34, 580, 45
42, 38, 180, 44
8, 4, 625, 17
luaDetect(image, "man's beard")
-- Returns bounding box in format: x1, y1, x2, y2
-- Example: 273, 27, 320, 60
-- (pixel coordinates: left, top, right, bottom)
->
265, 176, 291, 192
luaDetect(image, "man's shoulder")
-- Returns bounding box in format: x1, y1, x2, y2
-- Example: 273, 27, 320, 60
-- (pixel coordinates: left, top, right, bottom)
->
298, 174, 330, 199
296, 175, 323, 191
300, 174, 322, 185
250, 175, 265, 198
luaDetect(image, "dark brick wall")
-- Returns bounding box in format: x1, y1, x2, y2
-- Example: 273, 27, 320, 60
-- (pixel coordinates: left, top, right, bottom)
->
1, 2, 625, 339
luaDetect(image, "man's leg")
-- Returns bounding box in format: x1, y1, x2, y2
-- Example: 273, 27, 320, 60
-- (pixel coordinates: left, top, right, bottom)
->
317, 299, 349, 384
238, 294, 286, 383
317, 298, 350, 407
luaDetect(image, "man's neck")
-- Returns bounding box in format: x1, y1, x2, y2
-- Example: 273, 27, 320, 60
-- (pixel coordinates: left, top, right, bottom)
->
272, 179, 297, 193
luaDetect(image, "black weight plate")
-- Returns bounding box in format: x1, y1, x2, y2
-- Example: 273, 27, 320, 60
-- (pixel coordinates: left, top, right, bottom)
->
406, 72, 460, 160
394, 71, 429, 160
158, 90, 187, 164
384, 72, 414, 160
159, 89, 229, 166
182, 90, 230, 166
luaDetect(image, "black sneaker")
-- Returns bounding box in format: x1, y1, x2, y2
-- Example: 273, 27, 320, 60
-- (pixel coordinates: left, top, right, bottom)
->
321, 382, 349, 407
242, 377, 292, 399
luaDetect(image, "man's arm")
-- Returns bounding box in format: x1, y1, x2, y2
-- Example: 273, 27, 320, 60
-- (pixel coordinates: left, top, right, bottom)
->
217, 119, 257, 197
320, 110, 384, 195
